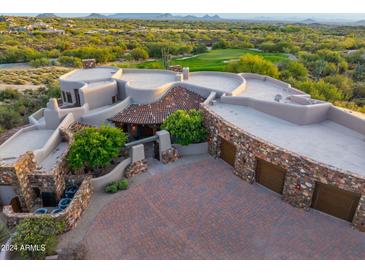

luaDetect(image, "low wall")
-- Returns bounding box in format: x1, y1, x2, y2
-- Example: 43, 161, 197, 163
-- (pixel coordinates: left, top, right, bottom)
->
79, 81, 118, 110
203, 92, 217, 105
241, 73, 306, 96
28, 108, 45, 126
220, 96, 331, 125
174, 142, 208, 156
33, 113, 75, 164
189, 71, 246, 96
202, 104, 365, 231
90, 158, 131, 185
328, 106, 365, 135
126, 82, 175, 104
3, 175, 93, 231
81, 97, 131, 127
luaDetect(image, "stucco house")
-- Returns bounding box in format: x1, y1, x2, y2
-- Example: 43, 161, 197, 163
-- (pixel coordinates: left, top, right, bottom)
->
0, 65, 364, 231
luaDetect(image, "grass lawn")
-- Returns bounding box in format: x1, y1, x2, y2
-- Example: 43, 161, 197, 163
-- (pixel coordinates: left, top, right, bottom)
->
137, 49, 289, 71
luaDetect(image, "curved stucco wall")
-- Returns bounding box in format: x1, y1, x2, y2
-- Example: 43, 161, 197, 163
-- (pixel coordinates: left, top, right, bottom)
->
79, 81, 118, 110
221, 95, 332, 125
240, 73, 306, 96
33, 113, 75, 164
90, 157, 131, 185
81, 97, 132, 127
328, 106, 365, 135
188, 71, 246, 96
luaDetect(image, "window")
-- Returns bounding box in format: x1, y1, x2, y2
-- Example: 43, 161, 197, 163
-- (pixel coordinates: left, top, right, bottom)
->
61, 91, 66, 102
112, 95, 117, 103
66, 92, 72, 103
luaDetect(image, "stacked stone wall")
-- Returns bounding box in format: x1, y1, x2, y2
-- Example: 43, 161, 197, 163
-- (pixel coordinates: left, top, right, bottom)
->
202, 105, 365, 231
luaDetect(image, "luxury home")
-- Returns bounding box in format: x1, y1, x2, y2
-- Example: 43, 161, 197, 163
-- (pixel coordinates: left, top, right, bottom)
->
0, 61, 364, 232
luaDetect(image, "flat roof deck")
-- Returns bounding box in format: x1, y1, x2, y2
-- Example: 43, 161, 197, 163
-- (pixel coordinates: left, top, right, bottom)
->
0, 129, 54, 163
39, 142, 68, 172
210, 102, 365, 177
238, 79, 294, 102
186, 74, 242, 93
120, 71, 176, 89
64, 67, 118, 82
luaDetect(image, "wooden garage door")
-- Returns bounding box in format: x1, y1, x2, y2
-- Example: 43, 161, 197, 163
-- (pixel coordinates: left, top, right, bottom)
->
220, 138, 236, 167
255, 159, 285, 194
311, 182, 360, 222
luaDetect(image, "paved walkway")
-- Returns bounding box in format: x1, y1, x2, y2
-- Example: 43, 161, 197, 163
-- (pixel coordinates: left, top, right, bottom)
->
62, 156, 365, 259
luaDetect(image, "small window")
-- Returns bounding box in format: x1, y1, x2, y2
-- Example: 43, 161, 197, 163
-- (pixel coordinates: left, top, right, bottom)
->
61, 91, 66, 102
112, 95, 117, 103
66, 92, 72, 103
32, 187, 41, 198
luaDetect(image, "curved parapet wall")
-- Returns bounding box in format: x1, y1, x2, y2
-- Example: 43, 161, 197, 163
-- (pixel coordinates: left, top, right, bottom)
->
79, 80, 118, 110
91, 157, 131, 185
81, 97, 132, 127
221, 95, 332, 125
187, 71, 246, 96
33, 112, 76, 164
240, 73, 306, 96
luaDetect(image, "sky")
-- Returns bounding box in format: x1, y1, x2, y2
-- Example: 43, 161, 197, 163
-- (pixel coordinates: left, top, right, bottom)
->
1, 13, 365, 22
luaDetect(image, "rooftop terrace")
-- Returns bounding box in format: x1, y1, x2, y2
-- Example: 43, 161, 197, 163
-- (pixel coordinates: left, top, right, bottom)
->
120, 70, 176, 89
62, 67, 118, 82
210, 102, 365, 177
0, 129, 54, 163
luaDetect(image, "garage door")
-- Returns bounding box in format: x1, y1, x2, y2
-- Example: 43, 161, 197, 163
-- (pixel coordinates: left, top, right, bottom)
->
311, 182, 360, 222
220, 138, 236, 167
255, 158, 286, 194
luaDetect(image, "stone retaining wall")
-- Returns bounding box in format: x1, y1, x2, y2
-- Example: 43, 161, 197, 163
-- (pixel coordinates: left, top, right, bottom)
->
0, 152, 37, 211
3, 176, 93, 231
124, 160, 148, 178
161, 147, 180, 164
202, 105, 365, 231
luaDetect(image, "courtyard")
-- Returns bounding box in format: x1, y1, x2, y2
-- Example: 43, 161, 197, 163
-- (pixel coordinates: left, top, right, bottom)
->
78, 156, 365, 259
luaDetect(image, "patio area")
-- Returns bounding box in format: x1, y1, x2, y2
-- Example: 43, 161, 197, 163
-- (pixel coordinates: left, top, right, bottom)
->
76, 157, 365, 259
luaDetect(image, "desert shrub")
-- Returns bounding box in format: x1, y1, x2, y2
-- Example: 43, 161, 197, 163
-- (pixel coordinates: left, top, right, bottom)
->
0, 223, 10, 246
161, 109, 207, 146
130, 47, 149, 60
12, 216, 65, 259
225, 54, 280, 78
117, 179, 128, 190
57, 56, 82, 68
105, 183, 118, 193
30, 58, 51, 68
105, 179, 128, 193
67, 125, 128, 171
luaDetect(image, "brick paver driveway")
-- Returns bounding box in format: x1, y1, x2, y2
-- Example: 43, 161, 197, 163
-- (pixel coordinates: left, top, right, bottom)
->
83, 158, 365, 259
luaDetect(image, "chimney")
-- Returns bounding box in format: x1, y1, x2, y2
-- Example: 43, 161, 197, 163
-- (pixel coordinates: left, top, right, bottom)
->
183, 67, 189, 80
82, 59, 96, 69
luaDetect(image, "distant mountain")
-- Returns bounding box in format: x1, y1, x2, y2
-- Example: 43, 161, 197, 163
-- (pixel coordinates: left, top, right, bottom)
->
86, 13, 107, 19
37, 13, 58, 18
354, 20, 365, 26
301, 18, 317, 24
106, 13, 223, 21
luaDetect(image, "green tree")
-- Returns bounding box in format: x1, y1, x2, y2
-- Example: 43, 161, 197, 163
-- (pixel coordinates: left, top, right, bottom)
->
279, 61, 308, 82
67, 125, 128, 171
161, 109, 207, 146
12, 216, 65, 259
225, 54, 279, 78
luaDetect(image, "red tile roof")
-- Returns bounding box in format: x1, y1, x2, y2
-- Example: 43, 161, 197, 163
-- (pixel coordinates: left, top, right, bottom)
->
109, 86, 204, 125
